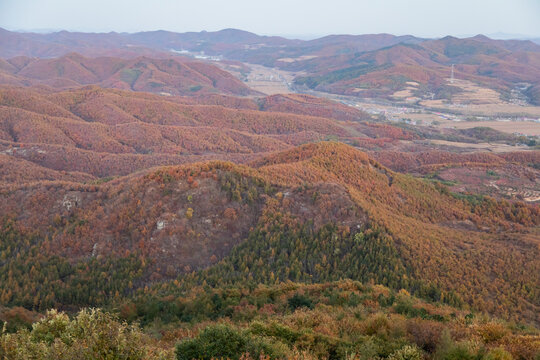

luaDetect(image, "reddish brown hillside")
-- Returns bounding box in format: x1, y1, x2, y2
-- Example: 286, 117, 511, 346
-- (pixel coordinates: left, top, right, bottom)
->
0, 54, 257, 96
0, 85, 375, 178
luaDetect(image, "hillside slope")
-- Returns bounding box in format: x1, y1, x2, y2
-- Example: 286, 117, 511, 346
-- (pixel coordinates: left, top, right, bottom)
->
1, 142, 538, 325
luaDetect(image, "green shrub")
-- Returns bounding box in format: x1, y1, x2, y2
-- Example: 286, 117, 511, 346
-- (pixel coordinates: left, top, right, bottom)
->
287, 293, 314, 311
250, 321, 300, 345
176, 324, 286, 360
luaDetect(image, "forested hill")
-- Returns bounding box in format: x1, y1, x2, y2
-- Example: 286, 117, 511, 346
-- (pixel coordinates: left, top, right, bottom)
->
0, 142, 538, 326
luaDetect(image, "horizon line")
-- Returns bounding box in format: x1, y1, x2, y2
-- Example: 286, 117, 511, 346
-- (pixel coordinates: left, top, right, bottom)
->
2, 26, 539, 42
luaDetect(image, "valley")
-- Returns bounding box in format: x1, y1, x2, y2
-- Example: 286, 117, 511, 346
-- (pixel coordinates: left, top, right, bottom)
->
212, 56, 540, 136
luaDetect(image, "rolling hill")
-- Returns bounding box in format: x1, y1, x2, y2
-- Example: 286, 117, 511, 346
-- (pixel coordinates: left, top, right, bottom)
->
0, 53, 257, 96
0, 85, 377, 178
0, 84, 535, 202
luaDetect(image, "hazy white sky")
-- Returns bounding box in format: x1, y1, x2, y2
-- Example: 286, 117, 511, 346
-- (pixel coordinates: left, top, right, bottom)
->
1, 0, 539, 38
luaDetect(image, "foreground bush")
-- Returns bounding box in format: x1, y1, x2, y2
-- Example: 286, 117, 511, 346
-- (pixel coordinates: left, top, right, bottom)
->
176, 323, 287, 360
0, 308, 171, 360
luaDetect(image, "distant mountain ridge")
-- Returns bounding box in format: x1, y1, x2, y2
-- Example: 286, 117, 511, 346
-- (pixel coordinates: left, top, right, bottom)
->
0, 27, 421, 58
2, 27, 539, 59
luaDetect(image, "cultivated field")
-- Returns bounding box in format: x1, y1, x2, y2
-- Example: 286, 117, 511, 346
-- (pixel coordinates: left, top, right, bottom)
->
439, 119, 540, 136
447, 79, 504, 105
427, 139, 533, 153
403, 113, 540, 136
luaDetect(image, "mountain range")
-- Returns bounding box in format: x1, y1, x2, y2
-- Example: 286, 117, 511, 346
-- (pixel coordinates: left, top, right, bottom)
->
3, 27, 540, 104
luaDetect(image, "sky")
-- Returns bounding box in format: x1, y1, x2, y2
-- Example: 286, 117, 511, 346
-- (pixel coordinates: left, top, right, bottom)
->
1, 0, 539, 39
